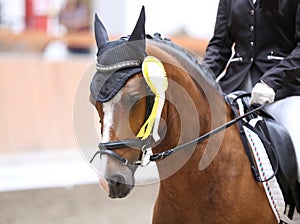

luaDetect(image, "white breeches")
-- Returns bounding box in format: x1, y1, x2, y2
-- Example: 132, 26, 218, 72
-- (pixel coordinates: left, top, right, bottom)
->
265, 96, 300, 182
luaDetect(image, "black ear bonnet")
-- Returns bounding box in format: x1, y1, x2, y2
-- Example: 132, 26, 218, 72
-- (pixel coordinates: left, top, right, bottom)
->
91, 7, 146, 103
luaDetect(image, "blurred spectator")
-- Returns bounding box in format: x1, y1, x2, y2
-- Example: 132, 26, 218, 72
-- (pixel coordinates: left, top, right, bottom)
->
59, 0, 90, 54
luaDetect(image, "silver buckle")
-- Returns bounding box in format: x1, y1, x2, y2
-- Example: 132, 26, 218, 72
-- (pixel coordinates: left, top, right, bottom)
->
135, 146, 152, 167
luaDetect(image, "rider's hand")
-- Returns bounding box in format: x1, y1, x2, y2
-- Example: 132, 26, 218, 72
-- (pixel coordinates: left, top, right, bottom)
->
250, 81, 275, 105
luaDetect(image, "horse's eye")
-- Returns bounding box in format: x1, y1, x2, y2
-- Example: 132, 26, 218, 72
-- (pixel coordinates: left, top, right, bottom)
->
124, 94, 141, 108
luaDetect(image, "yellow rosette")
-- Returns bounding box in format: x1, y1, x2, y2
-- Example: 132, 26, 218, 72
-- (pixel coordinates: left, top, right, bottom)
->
137, 56, 168, 141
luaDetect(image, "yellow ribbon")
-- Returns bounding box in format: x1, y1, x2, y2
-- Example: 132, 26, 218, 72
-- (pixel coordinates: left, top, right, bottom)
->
137, 56, 168, 141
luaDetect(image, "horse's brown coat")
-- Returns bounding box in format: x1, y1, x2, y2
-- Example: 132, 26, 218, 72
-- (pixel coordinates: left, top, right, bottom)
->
95, 39, 277, 223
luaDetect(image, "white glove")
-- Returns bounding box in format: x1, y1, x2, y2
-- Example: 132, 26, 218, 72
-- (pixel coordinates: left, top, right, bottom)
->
250, 81, 275, 105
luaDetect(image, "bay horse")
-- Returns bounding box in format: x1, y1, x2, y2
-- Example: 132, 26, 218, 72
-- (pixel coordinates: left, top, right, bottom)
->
89, 7, 277, 223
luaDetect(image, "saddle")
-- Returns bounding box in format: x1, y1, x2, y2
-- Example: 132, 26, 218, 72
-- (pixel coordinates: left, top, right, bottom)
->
227, 92, 300, 216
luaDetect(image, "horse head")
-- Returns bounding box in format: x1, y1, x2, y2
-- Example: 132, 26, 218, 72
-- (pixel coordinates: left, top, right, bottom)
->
90, 7, 152, 198
90, 6, 221, 199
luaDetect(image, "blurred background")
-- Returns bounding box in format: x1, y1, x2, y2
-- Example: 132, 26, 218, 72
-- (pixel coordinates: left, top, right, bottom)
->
0, 0, 218, 223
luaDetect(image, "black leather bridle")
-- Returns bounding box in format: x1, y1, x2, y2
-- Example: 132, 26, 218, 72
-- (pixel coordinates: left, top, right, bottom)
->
89, 89, 265, 169
90, 138, 153, 167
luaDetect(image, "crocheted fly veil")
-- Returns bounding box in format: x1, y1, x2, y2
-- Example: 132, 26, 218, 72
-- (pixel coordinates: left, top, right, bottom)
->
90, 7, 146, 103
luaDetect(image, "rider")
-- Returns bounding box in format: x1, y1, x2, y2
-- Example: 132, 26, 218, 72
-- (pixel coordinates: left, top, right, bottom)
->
202, 0, 300, 182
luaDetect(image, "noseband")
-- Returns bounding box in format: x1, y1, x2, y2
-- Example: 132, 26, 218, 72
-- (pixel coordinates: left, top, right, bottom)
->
90, 138, 154, 168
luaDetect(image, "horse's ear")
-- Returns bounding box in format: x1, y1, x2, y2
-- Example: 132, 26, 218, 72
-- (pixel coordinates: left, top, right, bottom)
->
94, 13, 109, 49
128, 6, 146, 43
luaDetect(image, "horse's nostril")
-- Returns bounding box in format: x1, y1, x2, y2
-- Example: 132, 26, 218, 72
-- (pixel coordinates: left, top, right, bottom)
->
108, 174, 133, 198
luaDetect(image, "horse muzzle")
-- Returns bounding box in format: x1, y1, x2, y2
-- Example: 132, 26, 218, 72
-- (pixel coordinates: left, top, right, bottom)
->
91, 139, 153, 198
99, 172, 135, 199
108, 174, 134, 198
97, 150, 137, 199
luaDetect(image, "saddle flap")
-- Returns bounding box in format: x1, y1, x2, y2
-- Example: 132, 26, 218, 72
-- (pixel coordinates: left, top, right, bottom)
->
261, 117, 300, 212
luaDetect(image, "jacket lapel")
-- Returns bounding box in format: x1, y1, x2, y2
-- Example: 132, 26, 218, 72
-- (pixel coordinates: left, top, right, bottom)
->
247, 0, 254, 8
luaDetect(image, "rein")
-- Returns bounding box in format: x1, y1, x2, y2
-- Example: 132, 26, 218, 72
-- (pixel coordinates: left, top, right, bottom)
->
149, 104, 264, 161
90, 103, 264, 167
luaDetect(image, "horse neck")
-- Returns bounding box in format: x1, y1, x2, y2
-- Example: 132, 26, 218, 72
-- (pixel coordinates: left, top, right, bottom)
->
146, 42, 238, 180
152, 78, 275, 222
154, 60, 231, 181
148, 45, 275, 222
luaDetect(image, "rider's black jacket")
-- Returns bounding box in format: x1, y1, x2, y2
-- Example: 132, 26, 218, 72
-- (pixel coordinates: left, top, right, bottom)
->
203, 0, 300, 100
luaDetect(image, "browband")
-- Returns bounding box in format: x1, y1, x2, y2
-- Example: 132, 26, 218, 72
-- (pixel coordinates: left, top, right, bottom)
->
96, 60, 142, 72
